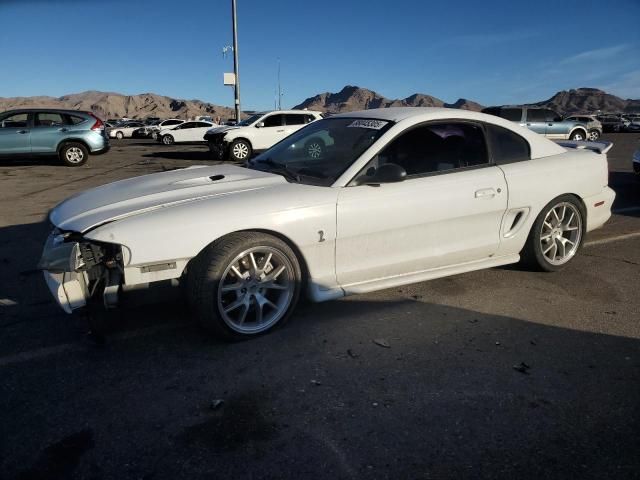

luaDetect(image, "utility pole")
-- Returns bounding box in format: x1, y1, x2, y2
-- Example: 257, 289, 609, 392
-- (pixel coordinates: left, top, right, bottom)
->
277, 58, 281, 110
231, 0, 241, 122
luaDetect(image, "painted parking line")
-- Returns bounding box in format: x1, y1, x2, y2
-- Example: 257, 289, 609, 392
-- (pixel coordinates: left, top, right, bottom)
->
585, 231, 640, 247
0, 322, 182, 368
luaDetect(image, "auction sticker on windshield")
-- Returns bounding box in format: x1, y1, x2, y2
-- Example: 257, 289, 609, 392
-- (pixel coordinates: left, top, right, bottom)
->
347, 119, 388, 129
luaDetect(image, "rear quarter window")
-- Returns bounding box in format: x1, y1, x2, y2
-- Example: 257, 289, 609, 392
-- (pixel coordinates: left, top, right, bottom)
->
486, 124, 530, 165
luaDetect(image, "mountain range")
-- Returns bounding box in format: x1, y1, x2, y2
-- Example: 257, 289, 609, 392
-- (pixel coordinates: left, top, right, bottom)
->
1, 86, 638, 119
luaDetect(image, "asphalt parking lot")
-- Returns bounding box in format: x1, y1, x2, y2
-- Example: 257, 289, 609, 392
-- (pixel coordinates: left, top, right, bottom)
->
1, 134, 639, 480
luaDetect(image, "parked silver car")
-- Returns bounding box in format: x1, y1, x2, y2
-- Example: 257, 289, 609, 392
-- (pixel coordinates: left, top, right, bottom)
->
564, 115, 603, 141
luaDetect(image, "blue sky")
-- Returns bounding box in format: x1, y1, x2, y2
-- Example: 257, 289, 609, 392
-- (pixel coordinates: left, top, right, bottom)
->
1, 0, 639, 110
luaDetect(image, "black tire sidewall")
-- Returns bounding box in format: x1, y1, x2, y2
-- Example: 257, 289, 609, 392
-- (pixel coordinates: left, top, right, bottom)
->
188, 232, 302, 340
524, 194, 586, 272
163, 135, 174, 145
59, 142, 89, 167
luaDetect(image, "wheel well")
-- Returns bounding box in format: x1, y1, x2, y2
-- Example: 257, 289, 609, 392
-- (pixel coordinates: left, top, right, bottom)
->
57, 139, 90, 154
570, 127, 587, 137
229, 137, 252, 149
187, 229, 311, 294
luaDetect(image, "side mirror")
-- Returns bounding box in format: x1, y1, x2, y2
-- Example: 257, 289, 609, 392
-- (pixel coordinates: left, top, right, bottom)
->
357, 163, 407, 186
256, 122, 264, 128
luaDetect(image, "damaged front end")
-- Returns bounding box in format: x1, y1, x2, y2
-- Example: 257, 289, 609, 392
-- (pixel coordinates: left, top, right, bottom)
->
204, 131, 228, 160
38, 229, 124, 314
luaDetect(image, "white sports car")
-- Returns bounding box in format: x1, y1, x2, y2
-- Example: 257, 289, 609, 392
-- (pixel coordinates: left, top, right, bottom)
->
40, 108, 615, 340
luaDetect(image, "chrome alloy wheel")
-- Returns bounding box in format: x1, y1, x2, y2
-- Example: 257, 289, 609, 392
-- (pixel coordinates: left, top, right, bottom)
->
232, 142, 249, 159
307, 142, 322, 158
65, 147, 84, 164
588, 130, 600, 141
572, 132, 584, 141
539, 202, 582, 266
217, 246, 294, 334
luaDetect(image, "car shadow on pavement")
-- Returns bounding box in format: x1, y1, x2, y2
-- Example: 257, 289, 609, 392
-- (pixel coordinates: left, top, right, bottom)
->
609, 171, 640, 217
2, 284, 639, 480
0, 156, 61, 167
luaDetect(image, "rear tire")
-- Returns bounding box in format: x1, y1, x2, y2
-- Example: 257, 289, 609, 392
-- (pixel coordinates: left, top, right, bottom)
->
588, 129, 601, 141
187, 232, 302, 341
59, 142, 89, 167
520, 194, 586, 272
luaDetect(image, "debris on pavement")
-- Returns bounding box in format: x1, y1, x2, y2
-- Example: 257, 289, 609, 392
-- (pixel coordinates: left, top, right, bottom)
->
373, 338, 391, 348
513, 362, 531, 374
310, 379, 322, 386
209, 399, 224, 410
347, 349, 359, 358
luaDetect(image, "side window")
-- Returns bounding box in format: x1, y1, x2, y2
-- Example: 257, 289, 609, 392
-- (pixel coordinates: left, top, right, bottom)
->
499, 108, 523, 122
526, 109, 546, 122
544, 109, 562, 122
284, 114, 306, 126
196, 122, 211, 128
263, 114, 283, 127
364, 122, 488, 177
0, 113, 28, 128
304, 115, 316, 123
486, 124, 530, 165
164, 120, 181, 126
67, 115, 87, 125
34, 113, 65, 127
180, 122, 197, 129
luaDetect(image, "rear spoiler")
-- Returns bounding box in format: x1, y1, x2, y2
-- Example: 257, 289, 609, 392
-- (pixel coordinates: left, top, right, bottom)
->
555, 140, 613, 154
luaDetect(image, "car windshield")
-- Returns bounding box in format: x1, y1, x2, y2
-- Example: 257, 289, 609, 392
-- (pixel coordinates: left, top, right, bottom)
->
237, 113, 264, 126
248, 117, 393, 186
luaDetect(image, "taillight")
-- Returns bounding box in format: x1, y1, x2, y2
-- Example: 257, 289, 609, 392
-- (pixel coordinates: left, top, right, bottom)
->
87, 112, 104, 131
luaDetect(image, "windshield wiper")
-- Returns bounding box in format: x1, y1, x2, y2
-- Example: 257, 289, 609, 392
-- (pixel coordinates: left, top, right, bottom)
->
254, 158, 299, 182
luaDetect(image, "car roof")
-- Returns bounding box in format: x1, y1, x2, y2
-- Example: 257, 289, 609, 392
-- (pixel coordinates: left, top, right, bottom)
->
256, 110, 322, 115
331, 107, 566, 159
1, 108, 93, 115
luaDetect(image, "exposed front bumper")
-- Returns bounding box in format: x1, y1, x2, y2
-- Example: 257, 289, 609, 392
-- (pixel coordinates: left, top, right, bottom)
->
39, 231, 88, 314
43, 270, 88, 314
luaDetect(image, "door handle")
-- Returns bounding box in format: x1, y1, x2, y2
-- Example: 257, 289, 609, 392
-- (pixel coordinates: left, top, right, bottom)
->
276, 129, 284, 132
17, 130, 28, 134
475, 188, 496, 198
58, 128, 68, 132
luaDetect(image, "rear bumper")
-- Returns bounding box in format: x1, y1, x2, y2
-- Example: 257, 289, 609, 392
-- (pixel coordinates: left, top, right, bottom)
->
585, 186, 616, 232
633, 151, 640, 174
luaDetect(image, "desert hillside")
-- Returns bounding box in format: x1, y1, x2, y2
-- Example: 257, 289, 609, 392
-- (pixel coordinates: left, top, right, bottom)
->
1, 86, 638, 119
0, 91, 235, 120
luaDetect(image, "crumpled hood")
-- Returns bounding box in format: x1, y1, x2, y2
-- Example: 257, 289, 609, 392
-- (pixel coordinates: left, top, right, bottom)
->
50, 165, 286, 233
205, 125, 241, 135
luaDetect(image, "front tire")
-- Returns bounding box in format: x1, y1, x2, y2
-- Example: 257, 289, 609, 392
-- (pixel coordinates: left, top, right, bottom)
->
115, 131, 124, 140
569, 129, 586, 141
229, 139, 252, 162
162, 134, 174, 145
59, 142, 89, 167
521, 195, 585, 272
188, 232, 302, 340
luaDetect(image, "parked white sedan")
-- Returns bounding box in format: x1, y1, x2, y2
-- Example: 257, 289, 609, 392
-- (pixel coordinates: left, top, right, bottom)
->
158, 120, 216, 145
108, 121, 145, 139
40, 108, 615, 340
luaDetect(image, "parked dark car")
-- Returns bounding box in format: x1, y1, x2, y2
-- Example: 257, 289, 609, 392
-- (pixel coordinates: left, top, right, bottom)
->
596, 115, 627, 133
0, 109, 109, 166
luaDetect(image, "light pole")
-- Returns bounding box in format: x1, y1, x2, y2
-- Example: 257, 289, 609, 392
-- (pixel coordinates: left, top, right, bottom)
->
231, 0, 241, 122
